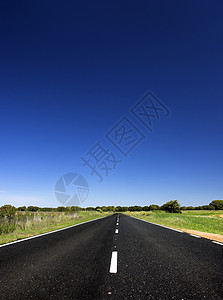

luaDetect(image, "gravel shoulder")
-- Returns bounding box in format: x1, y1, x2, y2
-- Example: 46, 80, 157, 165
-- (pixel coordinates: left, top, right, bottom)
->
182, 229, 223, 243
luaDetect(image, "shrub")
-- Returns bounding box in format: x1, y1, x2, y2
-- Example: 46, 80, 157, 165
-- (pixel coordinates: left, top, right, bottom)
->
0, 205, 16, 220
161, 200, 182, 213
209, 200, 223, 210
143, 206, 150, 211
57, 206, 67, 212
149, 204, 160, 211
0, 205, 17, 235
17, 206, 26, 211
115, 206, 128, 212
128, 206, 143, 211
27, 206, 39, 212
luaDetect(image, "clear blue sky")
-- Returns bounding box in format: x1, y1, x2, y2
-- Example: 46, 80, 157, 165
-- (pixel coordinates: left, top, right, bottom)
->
0, 1, 222, 208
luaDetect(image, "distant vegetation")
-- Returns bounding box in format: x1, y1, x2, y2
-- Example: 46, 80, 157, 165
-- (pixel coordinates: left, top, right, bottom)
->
13, 199, 223, 213
0, 206, 109, 244
0, 200, 222, 243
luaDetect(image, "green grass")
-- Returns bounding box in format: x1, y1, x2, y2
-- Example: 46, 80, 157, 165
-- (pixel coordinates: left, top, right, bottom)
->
1, 209, 222, 245
124, 210, 223, 235
0, 211, 109, 245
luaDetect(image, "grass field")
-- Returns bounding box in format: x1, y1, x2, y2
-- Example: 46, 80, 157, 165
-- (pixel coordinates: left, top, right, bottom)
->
1, 210, 223, 245
0, 210, 109, 245
124, 210, 223, 235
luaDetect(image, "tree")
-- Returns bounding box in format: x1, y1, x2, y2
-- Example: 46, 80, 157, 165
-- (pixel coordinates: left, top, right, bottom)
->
85, 207, 95, 211
161, 200, 181, 213
106, 206, 116, 212
17, 206, 26, 211
27, 206, 39, 212
115, 206, 122, 212
128, 206, 142, 211
149, 204, 160, 211
116, 206, 128, 212
56, 206, 67, 212
209, 200, 223, 210
143, 206, 150, 211
41, 207, 53, 212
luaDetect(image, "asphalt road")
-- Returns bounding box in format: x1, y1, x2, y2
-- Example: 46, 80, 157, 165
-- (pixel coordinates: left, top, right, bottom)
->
0, 214, 222, 300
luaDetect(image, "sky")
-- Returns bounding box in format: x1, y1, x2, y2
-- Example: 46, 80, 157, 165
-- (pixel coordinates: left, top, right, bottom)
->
0, 0, 222, 208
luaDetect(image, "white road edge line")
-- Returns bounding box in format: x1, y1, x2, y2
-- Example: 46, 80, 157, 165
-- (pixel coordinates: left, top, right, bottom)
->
0, 216, 108, 248
131, 216, 183, 233
115, 229, 119, 234
109, 251, 118, 273
212, 241, 223, 246
190, 234, 201, 238
130, 216, 222, 245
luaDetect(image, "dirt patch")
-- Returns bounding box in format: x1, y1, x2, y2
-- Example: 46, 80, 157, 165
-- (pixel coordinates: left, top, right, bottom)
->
182, 229, 223, 243
208, 214, 223, 218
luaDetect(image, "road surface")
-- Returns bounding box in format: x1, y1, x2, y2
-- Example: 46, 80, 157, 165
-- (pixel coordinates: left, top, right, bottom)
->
0, 214, 222, 299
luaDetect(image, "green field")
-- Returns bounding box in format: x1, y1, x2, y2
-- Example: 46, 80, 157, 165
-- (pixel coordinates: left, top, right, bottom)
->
124, 210, 223, 235
0, 210, 109, 245
1, 209, 223, 245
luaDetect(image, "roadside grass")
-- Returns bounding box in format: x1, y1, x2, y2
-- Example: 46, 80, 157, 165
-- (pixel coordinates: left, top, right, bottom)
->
124, 210, 223, 235
0, 211, 109, 245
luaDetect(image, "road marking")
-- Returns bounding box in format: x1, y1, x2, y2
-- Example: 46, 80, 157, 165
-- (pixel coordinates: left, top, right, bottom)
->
0, 216, 108, 248
115, 229, 119, 234
109, 251, 118, 273
116, 223, 119, 226
131, 216, 183, 233
212, 241, 223, 246
131, 216, 223, 245
190, 234, 201, 238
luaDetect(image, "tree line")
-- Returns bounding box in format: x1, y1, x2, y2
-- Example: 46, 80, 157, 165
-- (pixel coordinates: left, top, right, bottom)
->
1, 199, 222, 214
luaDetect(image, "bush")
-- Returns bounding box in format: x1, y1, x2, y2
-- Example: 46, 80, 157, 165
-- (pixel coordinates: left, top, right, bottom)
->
0, 223, 16, 235
209, 200, 223, 210
41, 207, 54, 212
115, 206, 128, 212
85, 207, 95, 211
143, 206, 150, 211
149, 204, 160, 211
161, 200, 182, 213
0, 205, 17, 235
57, 206, 67, 212
128, 206, 143, 211
0, 205, 16, 219
27, 206, 39, 212
17, 206, 26, 211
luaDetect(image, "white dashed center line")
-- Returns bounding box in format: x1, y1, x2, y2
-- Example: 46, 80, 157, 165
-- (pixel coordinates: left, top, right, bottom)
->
109, 251, 118, 273
115, 229, 119, 234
